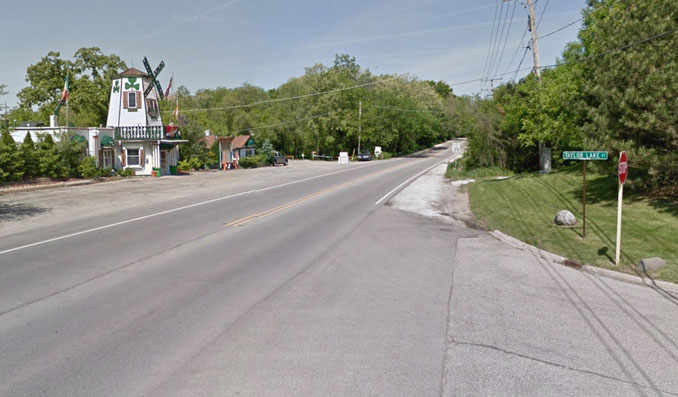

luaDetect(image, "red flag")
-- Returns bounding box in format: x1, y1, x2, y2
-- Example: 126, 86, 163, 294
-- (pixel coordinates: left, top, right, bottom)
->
59, 75, 69, 104
164, 75, 173, 98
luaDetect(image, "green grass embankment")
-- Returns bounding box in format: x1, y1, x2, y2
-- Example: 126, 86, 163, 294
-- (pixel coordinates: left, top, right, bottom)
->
460, 168, 678, 283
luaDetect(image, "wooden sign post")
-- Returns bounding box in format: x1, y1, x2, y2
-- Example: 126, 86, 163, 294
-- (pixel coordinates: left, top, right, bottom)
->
615, 151, 628, 266
562, 151, 609, 238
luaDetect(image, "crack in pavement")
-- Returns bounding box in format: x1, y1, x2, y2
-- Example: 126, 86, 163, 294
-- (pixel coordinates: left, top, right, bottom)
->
447, 339, 678, 396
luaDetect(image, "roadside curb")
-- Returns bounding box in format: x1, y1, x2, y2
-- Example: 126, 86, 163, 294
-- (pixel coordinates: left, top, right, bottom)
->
0, 180, 94, 194
489, 229, 678, 294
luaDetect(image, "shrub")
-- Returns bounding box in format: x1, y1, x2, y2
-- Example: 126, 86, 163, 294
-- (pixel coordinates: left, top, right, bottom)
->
37, 135, 68, 179
118, 168, 134, 177
189, 157, 202, 170
238, 156, 259, 168
178, 159, 191, 172
78, 157, 99, 179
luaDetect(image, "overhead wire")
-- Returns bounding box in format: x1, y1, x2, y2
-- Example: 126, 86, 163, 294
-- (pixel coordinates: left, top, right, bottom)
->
481, 1, 502, 85
503, 27, 529, 81
166, 25, 678, 125
162, 2, 665, 119
490, 0, 518, 79
161, 76, 402, 113
452, 25, 678, 87
485, 0, 510, 80
368, 105, 443, 114
229, 113, 329, 135
538, 3, 607, 40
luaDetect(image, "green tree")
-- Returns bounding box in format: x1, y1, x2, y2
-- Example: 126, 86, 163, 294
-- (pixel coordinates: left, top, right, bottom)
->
16, 48, 126, 126
36, 134, 67, 179
427, 80, 452, 99
258, 138, 275, 163
0, 129, 23, 182
57, 135, 87, 177
578, 0, 678, 192
20, 133, 39, 179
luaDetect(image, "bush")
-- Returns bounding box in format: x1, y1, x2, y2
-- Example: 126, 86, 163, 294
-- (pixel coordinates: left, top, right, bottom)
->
238, 156, 259, 168
98, 167, 113, 177
118, 168, 134, 177
37, 135, 68, 179
78, 157, 99, 179
178, 159, 191, 173
189, 157, 202, 170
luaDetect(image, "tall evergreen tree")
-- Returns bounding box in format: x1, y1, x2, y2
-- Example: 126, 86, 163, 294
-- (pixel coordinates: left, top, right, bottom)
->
0, 130, 23, 182
20, 133, 39, 179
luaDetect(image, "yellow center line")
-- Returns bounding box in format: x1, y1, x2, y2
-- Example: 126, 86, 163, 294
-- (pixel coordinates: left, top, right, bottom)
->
226, 161, 412, 227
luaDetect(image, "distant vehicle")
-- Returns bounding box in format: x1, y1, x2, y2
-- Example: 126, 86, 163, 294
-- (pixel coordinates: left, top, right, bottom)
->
358, 150, 371, 161
270, 151, 288, 166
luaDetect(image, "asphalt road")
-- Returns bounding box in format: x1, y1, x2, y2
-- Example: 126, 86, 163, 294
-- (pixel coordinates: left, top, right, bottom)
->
0, 143, 466, 395
1, 140, 677, 396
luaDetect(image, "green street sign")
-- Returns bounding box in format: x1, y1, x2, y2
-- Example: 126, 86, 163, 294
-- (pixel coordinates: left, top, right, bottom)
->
563, 151, 608, 160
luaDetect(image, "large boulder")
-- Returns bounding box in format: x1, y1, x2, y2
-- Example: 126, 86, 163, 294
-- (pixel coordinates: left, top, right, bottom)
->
636, 257, 667, 273
554, 210, 576, 226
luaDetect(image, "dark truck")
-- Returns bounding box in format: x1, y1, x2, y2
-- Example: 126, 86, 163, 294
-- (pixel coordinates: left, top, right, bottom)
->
269, 151, 288, 166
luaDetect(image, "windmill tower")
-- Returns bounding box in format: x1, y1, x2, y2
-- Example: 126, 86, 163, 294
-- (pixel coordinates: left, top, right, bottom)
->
104, 57, 184, 176
106, 57, 165, 128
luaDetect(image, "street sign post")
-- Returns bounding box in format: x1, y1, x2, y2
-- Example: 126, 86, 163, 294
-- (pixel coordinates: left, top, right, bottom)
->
615, 151, 628, 266
563, 151, 608, 160
562, 151, 609, 238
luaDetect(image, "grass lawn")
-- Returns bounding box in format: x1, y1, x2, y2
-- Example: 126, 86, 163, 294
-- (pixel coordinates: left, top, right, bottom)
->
464, 169, 678, 283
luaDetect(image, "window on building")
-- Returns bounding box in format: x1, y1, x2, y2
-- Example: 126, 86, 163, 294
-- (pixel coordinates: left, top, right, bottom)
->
147, 99, 158, 117
102, 149, 113, 169
127, 149, 140, 166
128, 92, 137, 109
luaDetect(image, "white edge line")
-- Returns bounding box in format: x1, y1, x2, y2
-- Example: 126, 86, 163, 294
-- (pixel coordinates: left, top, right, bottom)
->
375, 153, 462, 206
0, 160, 393, 256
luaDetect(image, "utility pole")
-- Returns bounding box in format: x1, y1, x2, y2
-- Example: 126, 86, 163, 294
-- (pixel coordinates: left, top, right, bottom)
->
358, 99, 362, 155
526, 0, 549, 172
526, 0, 541, 81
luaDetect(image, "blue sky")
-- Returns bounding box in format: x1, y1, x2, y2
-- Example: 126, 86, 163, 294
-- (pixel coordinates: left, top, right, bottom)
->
0, 0, 587, 108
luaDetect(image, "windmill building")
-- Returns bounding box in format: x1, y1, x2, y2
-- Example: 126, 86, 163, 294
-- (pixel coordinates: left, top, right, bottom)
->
9, 58, 186, 176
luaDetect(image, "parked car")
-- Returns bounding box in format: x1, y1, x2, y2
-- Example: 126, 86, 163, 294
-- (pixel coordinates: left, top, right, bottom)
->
270, 151, 288, 166
358, 150, 371, 161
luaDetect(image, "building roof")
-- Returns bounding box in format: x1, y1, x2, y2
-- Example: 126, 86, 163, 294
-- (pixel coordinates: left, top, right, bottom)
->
115, 68, 149, 78
202, 134, 217, 148
232, 135, 255, 150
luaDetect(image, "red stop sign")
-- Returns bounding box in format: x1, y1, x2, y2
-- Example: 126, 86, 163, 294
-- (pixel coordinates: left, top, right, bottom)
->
618, 151, 628, 184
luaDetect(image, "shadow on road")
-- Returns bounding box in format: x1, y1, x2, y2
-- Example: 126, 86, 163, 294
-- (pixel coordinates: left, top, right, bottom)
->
0, 202, 49, 222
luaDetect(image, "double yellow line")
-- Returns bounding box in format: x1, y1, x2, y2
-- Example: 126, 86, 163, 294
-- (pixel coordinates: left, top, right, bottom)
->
225, 161, 411, 228
225, 182, 350, 227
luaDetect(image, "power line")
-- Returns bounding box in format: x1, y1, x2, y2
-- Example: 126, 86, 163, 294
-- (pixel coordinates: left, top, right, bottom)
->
163, 15, 676, 115
368, 105, 443, 114
536, 0, 550, 28
230, 113, 329, 135
491, 0, 518, 79
502, 26, 529, 78
511, 47, 531, 82
452, 25, 678, 87
481, 1, 502, 83
487, 0, 514, 79
161, 76, 402, 113
538, 4, 607, 40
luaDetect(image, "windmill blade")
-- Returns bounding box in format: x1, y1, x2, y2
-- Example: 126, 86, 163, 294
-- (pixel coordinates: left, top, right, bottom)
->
142, 57, 154, 76
154, 80, 165, 100
144, 84, 154, 98
153, 61, 165, 77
